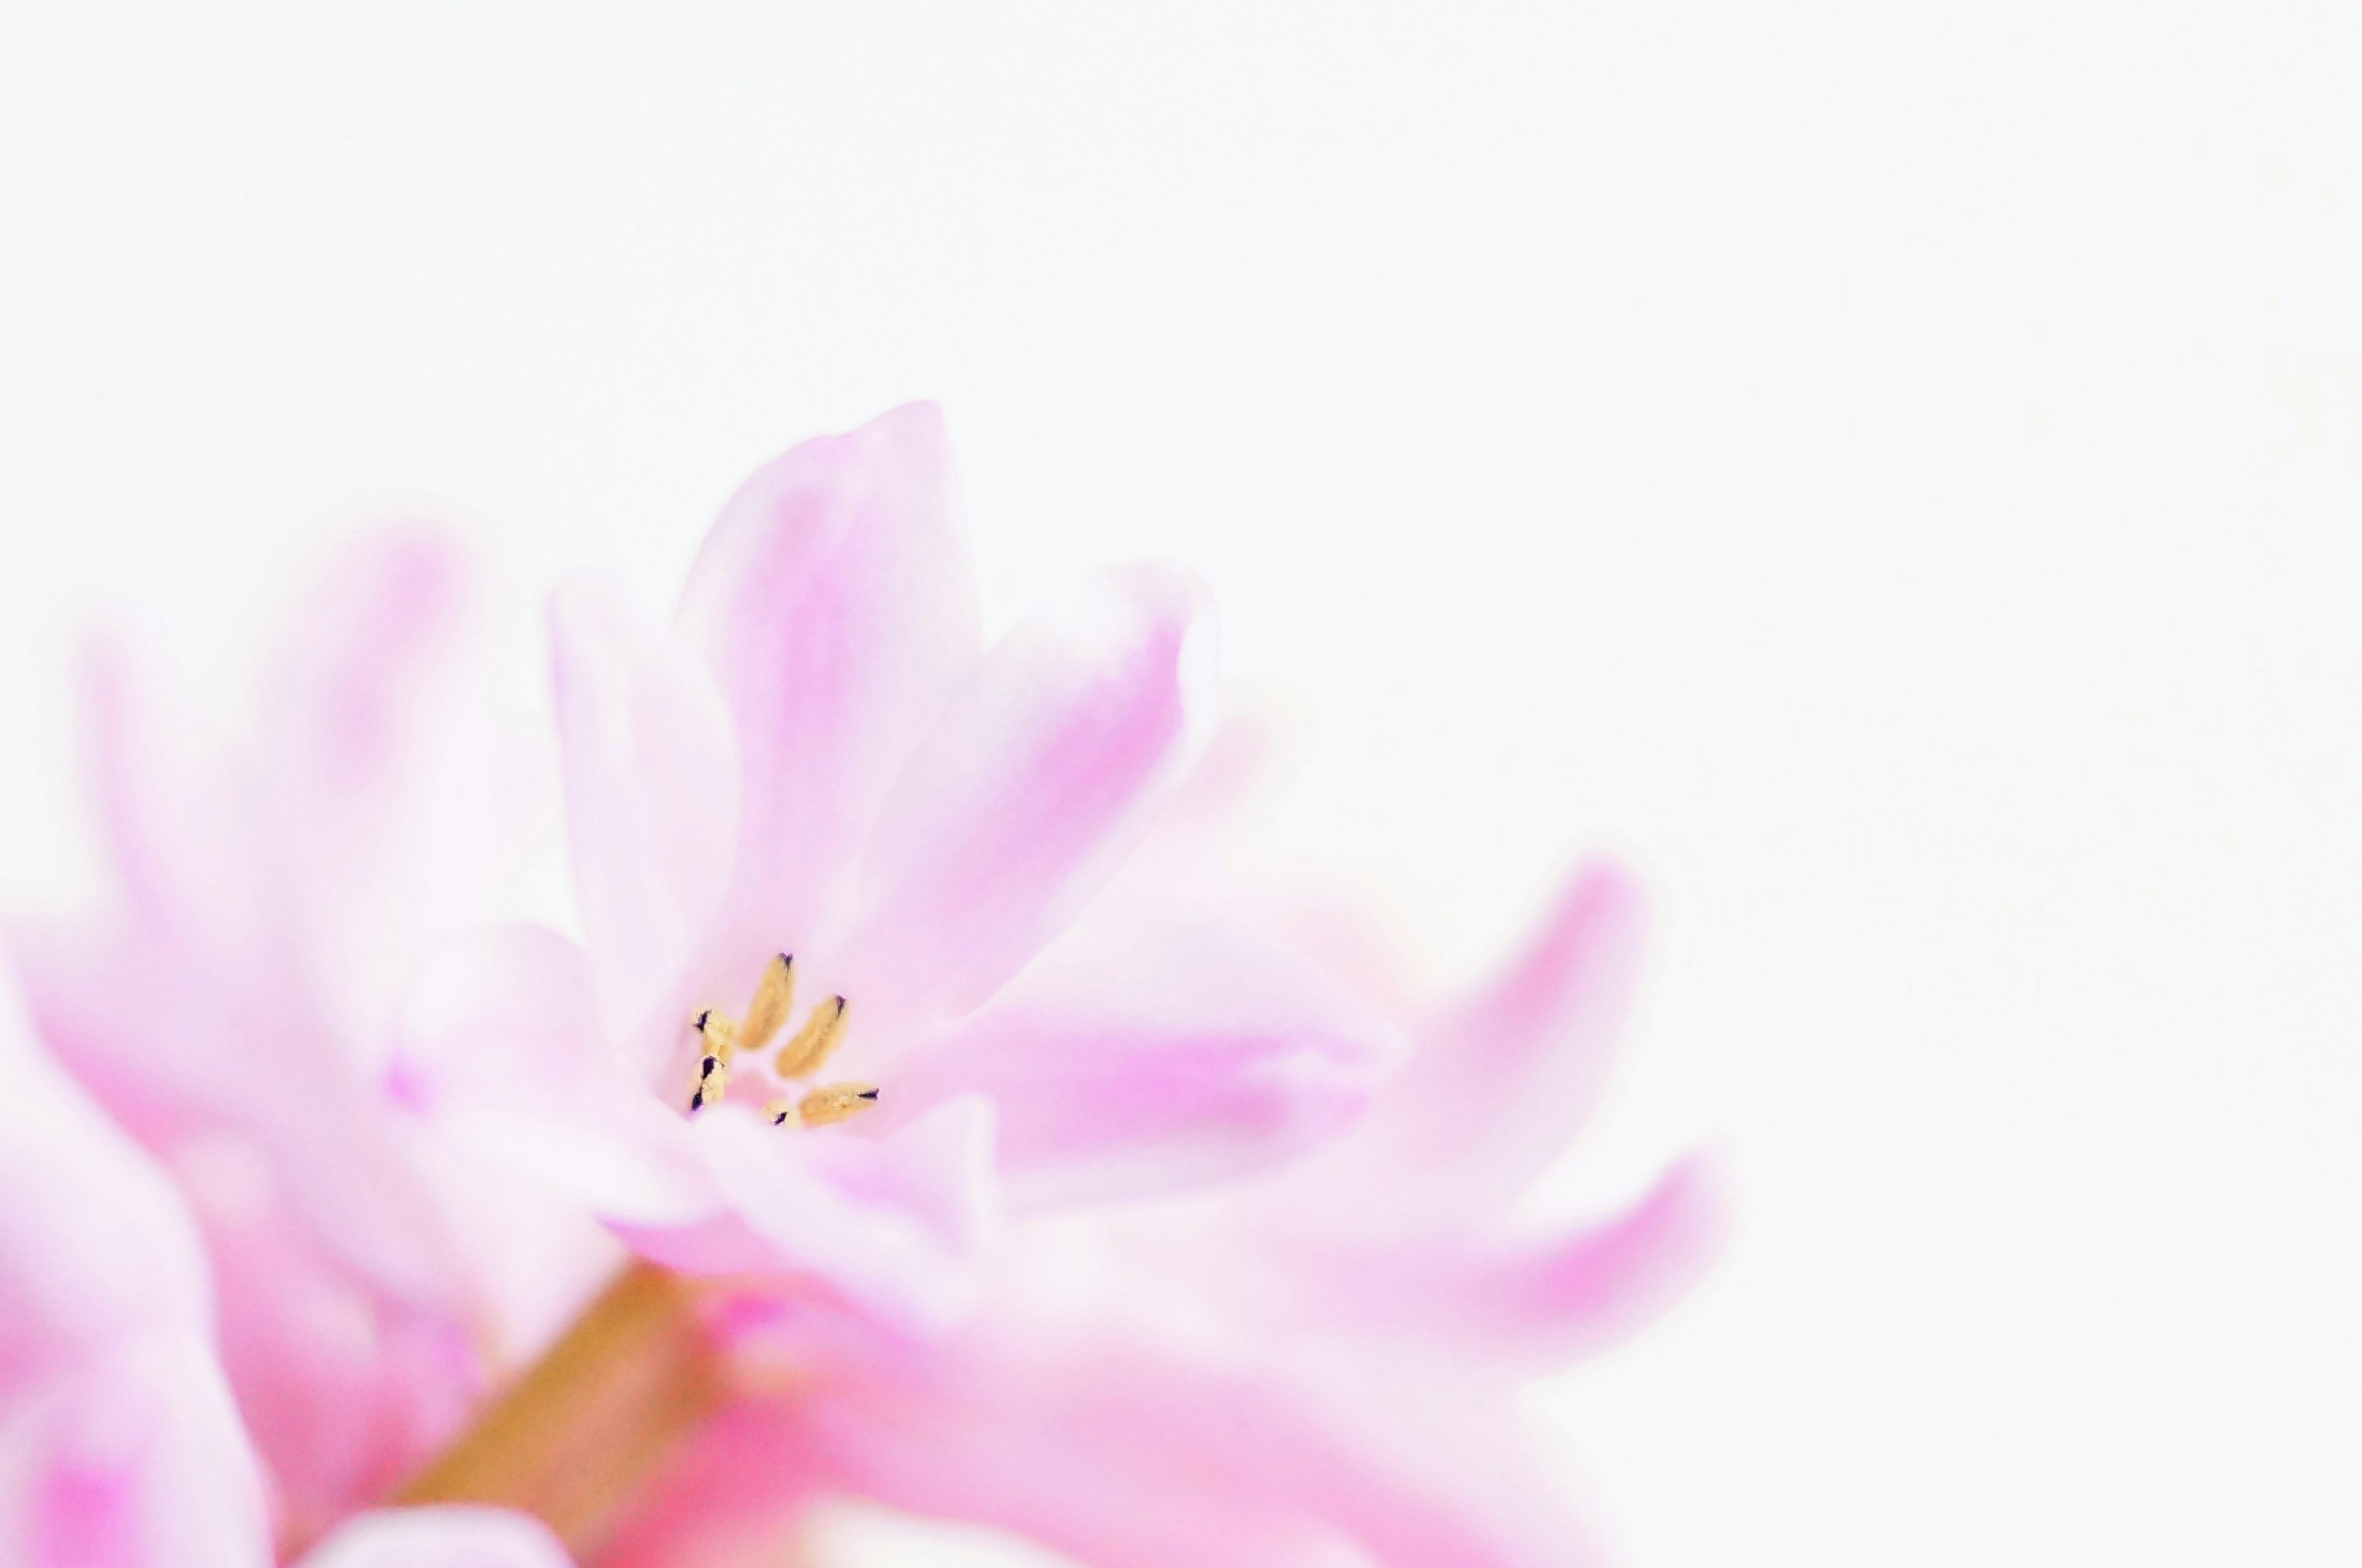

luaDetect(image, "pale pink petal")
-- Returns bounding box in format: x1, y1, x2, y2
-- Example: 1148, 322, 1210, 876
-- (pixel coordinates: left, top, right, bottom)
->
3, 1334, 271, 1568
74, 635, 247, 942
547, 588, 739, 1067
9, 928, 483, 1529
881, 918, 1404, 1208
0, 973, 210, 1396
835, 563, 1219, 1027
0, 973, 269, 1568
12, 911, 478, 1323
613, 1099, 998, 1333
1279, 863, 1647, 1237
252, 527, 501, 1049
674, 402, 982, 973
297, 1506, 574, 1568
1298, 1153, 1728, 1370
388, 925, 618, 1109
783, 1327, 1591, 1568
381, 922, 712, 1228
170, 1132, 480, 1539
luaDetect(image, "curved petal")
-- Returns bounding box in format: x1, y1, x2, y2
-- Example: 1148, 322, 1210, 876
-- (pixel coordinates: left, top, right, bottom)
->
1297, 1153, 1728, 1370
1278, 862, 1647, 1238
882, 917, 1405, 1209
610, 1099, 999, 1334
549, 588, 740, 1068
835, 563, 1219, 1027
674, 403, 982, 971
298, 1506, 575, 1568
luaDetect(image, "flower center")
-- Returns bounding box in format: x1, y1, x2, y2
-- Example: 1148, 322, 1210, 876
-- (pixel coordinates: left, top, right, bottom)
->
686, 953, 880, 1128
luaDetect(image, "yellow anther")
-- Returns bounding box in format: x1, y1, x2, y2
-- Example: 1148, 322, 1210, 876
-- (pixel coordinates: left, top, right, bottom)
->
693, 1008, 741, 1062
774, 997, 849, 1080
762, 1097, 800, 1129
688, 1051, 731, 1112
796, 1082, 880, 1128
739, 954, 796, 1053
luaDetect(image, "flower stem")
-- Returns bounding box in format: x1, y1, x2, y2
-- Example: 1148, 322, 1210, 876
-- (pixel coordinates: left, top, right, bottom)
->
396, 1262, 724, 1559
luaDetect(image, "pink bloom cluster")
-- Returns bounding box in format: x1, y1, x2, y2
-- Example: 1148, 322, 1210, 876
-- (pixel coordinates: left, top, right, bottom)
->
1, 405, 1718, 1566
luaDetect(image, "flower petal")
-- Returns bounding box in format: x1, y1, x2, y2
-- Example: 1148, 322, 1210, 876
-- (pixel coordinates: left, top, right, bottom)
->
298, 1506, 575, 1568
1278, 862, 1647, 1238
0, 969, 211, 1395
610, 1099, 999, 1334
674, 403, 982, 971
1300, 1153, 1728, 1371
549, 587, 740, 1069
6, 1334, 271, 1568
835, 563, 1219, 1027
174, 1139, 482, 1540
252, 527, 521, 1052
792, 1327, 1590, 1568
74, 633, 247, 941
881, 916, 1404, 1209
0, 971, 271, 1568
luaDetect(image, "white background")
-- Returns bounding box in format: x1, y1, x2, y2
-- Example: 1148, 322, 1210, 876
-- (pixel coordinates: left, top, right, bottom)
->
3, 4, 2358, 1564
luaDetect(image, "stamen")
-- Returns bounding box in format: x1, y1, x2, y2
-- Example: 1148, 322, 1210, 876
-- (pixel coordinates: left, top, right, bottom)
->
693, 1006, 742, 1070
796, 1082, 880, 1128
688, 1051, 730, 1112
774, 997, 849, 1079
762, 1097, 798, 1129
739, 953, 796, 1053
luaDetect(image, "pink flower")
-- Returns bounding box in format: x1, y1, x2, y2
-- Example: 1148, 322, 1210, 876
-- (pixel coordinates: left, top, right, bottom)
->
436, 403, 1406, 1329
9, 534, 615, 1545
587, 802, 1723, 1567
0, 961, 578, 1568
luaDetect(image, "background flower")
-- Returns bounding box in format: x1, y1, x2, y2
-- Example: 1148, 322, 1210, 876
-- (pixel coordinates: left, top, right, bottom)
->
7, 531, 615, 1546
0, 961, 582, 1568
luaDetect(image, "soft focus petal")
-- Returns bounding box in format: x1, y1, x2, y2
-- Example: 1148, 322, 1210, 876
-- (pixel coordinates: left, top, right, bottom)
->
613, 1099, 999, 1332
172, 1137, 479, 1544
9, 927, 483, 1531
1279, 862, 1647, 1238
0, 973, 209, 1392
837, 563, 1218, 1026
386, 921, 709, 1227
884, 917, 1404, 1208
1300, 1153, 1728, 1370
548, 588, 739, 1067
773, 1327, 1585, 1568
674, 402, 982, 971
13, 916, 473, 1314
298, 1506, 574, 1568
74, 634, 247, 942
0, 969, 270, 1568
252, 527, 504, 1051
0, 1335, 270, 1568
389, 924, 620, 1108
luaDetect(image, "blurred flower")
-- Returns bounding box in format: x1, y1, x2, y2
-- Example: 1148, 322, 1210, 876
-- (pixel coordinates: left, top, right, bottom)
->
7, 532, 614, 1545
0, 959, 575, 1567
426, 404, 1404, 1329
